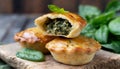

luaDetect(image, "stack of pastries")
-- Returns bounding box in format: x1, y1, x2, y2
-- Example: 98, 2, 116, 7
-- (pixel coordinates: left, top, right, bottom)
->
14, 12, 101, 65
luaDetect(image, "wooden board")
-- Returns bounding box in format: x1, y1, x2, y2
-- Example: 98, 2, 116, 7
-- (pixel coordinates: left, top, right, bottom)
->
0, 43, 120, 69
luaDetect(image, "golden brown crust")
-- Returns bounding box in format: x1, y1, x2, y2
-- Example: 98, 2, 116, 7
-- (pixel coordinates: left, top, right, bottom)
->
46, 36, 101, 65
14, 27, 54, 44
46, 36, 101, 54
34, 12, 86, 38
14, 27, 55, 54
63, 12, 86, 28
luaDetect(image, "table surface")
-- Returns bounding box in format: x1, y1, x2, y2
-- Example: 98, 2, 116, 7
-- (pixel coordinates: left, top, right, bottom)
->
0, 14, 42, 44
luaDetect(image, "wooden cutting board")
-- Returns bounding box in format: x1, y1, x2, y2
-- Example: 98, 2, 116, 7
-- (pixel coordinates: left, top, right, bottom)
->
0, 43, 120, 69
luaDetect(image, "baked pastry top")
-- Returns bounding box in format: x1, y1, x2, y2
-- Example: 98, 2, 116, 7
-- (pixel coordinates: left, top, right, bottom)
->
14, 27, 55, 54
14, 27, 54, 44
46, 36, 101, 54
46, 35, 101, 65
35, 12, 86, 38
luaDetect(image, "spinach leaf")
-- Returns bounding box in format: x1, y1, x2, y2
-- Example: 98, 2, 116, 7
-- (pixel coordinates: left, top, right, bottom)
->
0, 65, 12, 69
102, 41, 120, 53
0, 59, 6, 65
48, 4, 68, 14
105, 0, 120, 12
109, 17, 120, 35
90, 11, 115, 27
81, 23, 96, 38
115, 35, 120, 40
81, 11, 114, 39
78, 5, 101, 21
16, 48, 45, 62
94, 25, 109, 43
0, 54, 5, 66
78, 0, 120, 54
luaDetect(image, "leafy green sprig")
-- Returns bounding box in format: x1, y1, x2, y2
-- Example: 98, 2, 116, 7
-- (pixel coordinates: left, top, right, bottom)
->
48, 4, 68, 13
79, 0, 120, 53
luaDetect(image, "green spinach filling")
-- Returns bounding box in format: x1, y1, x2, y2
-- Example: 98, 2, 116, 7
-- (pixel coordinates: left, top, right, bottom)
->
45, 18, 72, 35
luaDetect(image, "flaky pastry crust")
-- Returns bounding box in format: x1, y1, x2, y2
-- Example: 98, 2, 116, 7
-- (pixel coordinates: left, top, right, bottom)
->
35, 12, 86, 38
46, 36, 101, 65
14, 27, 55, 54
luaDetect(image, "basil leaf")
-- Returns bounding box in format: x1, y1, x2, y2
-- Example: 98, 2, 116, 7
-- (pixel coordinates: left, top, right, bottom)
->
105, 0, 120, 12
94, 25, 109, 43
102, 41, 120, 53
48, 4, 68, 13
109, 17, 120, 35
78, 5, 101, 21
90, 11, 115, 27
16, 48, 45, 62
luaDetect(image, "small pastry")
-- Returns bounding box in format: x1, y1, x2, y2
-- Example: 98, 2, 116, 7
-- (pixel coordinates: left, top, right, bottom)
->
35, 12, 86, 38
46, 36, 101, 65
14, 27, 55, 54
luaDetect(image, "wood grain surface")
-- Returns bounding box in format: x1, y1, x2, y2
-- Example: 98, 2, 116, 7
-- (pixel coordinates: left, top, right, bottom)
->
0, 43, 120, 69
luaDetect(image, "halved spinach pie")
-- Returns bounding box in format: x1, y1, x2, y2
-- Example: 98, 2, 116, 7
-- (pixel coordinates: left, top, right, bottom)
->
35, 12, 86, 38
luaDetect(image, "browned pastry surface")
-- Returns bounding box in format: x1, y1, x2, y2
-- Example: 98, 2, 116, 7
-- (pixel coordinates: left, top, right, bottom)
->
14, 27, 55, 54
46, 36, 101, 65
35, 12, 86, 38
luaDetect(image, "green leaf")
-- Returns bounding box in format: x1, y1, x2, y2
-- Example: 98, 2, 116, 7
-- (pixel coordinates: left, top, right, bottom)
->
0, 65, 12, 69
81, 23, 96, 38
109, 16, 120, 35
78, 5, 101, 22
16, 48, 45, 62
90, 11, 115, 27
102, 41, 120, 53
0, 59, 13, 69
94, 25, 109, 43
0, 59, 6, 65
105, 0, 120, 12
48, 4, 68, 13
115, 35, 120, 40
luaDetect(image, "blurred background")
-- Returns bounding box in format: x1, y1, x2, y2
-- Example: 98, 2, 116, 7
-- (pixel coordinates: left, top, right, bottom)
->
0, 0, 111, 14
0, 0, 111, 44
